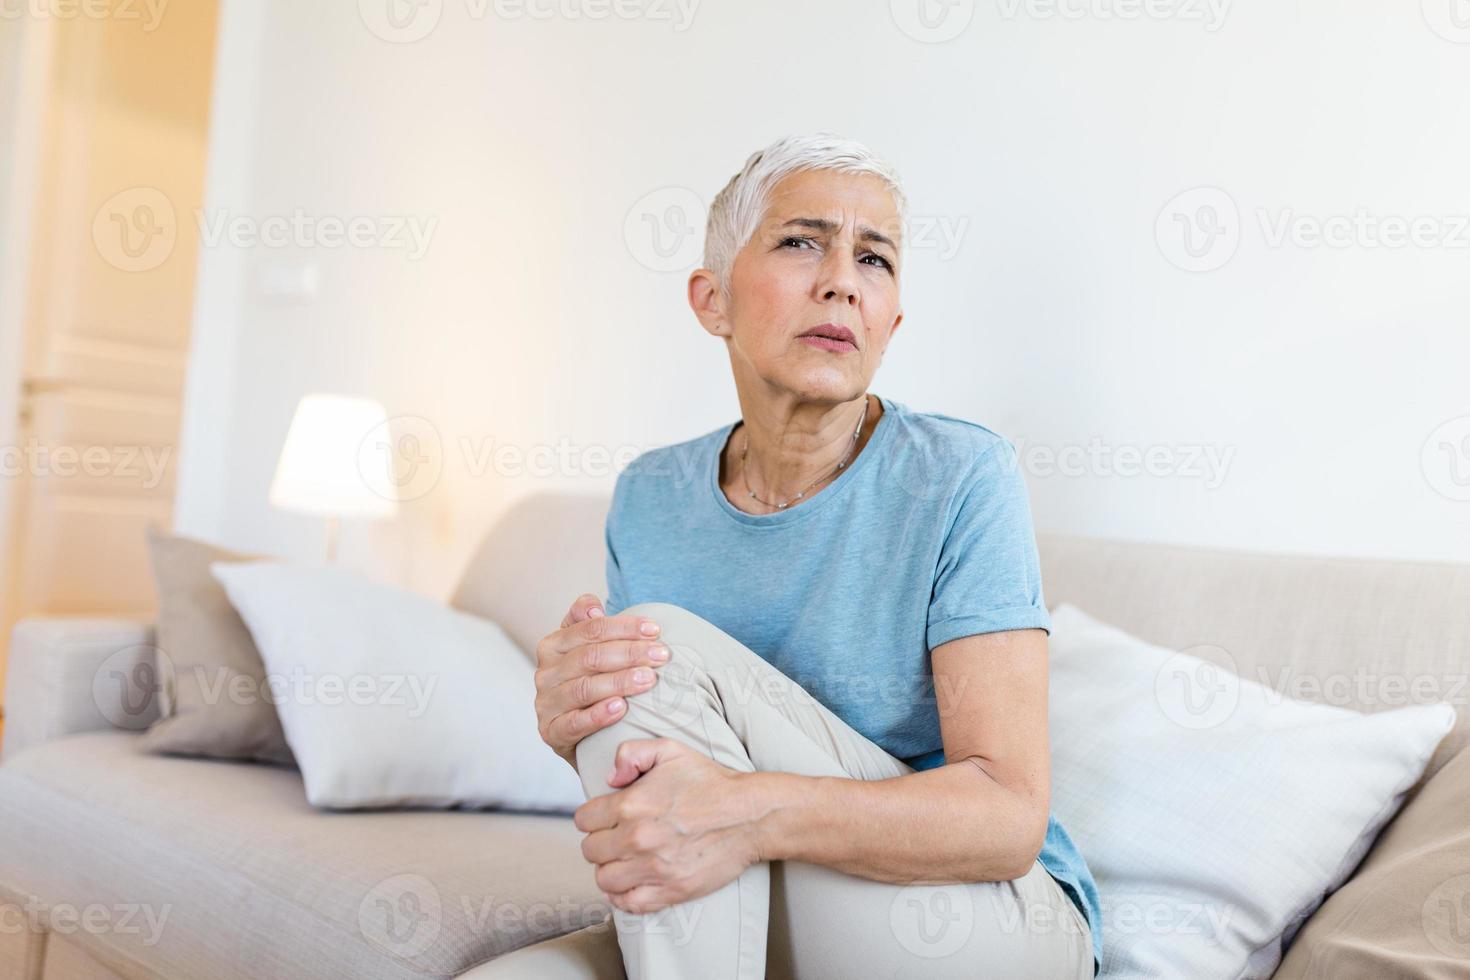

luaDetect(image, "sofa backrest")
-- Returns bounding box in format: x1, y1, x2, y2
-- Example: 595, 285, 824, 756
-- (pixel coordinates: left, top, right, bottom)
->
451, 492, 611, 661
1039, 533, 1470, 782
454, 491, 1470, 782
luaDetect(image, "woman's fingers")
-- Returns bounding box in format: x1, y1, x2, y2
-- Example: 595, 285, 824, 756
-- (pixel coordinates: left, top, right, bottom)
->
535, 657, 660, 756
536, 605, 668, 758
608, 737, 679, 788
570, 637, 670, 682
551, 664, 658, 719
579, 827, 620, 866
560, 592, 606, 629
544, 695, 628, 752
593, 858, 663, 897
539, 637, 666, 686
539, 613, 661, 666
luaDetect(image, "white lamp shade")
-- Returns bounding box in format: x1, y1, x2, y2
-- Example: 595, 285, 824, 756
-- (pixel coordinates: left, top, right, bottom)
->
269, 394, 400, 519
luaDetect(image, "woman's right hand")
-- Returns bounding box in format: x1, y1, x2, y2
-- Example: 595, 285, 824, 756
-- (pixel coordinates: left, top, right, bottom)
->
534, 593, 669, 769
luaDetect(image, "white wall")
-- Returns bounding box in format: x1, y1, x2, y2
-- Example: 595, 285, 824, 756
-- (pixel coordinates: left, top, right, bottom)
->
176, 0, 1470, 600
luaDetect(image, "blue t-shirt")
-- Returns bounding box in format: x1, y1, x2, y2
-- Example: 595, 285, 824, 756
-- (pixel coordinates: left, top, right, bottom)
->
603, 392, 1102, 975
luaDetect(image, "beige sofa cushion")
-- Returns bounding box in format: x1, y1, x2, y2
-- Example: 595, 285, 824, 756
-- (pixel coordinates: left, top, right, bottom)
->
0, 732, 604, 979
1273, 745, 1470, 978
138, 529, 294, 766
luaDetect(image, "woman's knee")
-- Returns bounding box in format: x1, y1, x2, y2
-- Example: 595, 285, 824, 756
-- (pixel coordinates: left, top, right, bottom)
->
579, 602, 764, 762
613, 602, 823, 743
616, 602, 751, 678
618, 600, 705, 637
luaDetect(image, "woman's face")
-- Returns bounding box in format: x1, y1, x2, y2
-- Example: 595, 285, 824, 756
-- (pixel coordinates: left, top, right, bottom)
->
691, 168, 904, 406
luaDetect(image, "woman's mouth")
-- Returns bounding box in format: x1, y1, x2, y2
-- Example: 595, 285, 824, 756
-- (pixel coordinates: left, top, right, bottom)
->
799, 335, 858, 352
798, 325, 858, 352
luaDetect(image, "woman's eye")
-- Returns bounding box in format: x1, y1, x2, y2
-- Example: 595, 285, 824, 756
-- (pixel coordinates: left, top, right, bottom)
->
779, 237, 893, 273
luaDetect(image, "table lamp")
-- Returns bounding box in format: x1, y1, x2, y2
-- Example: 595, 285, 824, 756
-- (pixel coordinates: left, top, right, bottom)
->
269, 394, 399, 560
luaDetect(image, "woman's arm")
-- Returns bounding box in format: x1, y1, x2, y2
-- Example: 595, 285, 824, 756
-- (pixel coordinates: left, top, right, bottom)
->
748, 626, 1051, 883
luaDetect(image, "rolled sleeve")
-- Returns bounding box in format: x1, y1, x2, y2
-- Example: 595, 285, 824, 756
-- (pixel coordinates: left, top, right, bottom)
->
926, 440, 1051, 651
927, 604, 1053, 650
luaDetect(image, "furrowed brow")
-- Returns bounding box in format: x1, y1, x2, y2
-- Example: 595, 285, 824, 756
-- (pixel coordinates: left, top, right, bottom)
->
779, 217, 899, 252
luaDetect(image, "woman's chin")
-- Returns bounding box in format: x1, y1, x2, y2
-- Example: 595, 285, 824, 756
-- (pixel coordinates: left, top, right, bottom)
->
774, 379, 868, 406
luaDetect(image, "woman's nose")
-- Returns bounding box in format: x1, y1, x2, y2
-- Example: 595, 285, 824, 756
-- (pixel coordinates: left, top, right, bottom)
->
815, 250, 862, 304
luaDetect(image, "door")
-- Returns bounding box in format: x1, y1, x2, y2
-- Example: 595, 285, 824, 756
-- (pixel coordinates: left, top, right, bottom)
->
0, 1, 219, 717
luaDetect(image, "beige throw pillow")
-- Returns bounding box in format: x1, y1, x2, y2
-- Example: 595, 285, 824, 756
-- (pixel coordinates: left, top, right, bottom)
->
138, 527, 294, 766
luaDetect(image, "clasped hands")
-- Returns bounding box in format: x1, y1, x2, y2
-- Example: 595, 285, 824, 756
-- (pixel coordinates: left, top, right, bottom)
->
577, 737, 761, 914
535, 593, 763, 915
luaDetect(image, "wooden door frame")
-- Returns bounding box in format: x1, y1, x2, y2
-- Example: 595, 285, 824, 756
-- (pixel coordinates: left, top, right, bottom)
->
0, 16, 56, 706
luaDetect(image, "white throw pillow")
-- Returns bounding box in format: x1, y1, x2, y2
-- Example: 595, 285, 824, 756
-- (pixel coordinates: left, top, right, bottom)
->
1047, 603, 1455, 980
210, 560, 585, 812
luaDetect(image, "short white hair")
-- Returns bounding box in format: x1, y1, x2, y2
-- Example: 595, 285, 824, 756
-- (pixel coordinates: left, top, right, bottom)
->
702, 132, 909, 301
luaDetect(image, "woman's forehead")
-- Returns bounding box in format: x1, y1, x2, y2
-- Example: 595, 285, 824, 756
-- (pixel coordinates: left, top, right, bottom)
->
767, 170, 898, 214
761, 171, 903, 242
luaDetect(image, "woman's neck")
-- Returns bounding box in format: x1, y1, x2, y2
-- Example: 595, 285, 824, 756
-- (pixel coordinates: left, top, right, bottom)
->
720, 392, 880, 514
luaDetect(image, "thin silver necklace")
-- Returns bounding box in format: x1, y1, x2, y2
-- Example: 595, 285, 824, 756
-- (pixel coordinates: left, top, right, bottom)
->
740, 395, 868, 510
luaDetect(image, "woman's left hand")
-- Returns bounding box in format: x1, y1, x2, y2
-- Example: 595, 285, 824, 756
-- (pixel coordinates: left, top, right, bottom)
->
574, 737, 761, 915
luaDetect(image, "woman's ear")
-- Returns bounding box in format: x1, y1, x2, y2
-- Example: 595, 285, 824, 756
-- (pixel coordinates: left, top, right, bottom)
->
688, 268, 730, 338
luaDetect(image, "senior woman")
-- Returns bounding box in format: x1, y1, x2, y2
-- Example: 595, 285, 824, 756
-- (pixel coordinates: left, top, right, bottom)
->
487, 134, 1102, 980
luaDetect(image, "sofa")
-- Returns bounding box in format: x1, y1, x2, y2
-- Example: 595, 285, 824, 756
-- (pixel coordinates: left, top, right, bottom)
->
2, 490, 1468, 979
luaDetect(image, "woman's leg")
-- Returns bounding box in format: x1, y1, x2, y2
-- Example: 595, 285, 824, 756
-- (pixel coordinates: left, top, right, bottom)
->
481, 601, 1090, 979
768, 857, 1090, 979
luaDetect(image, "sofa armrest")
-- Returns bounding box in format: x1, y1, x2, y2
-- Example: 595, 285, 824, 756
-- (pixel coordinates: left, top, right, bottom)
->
2, 617, 158, 762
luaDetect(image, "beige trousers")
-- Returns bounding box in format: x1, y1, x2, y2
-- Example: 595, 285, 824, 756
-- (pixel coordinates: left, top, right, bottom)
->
482, 602, 1092, 980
